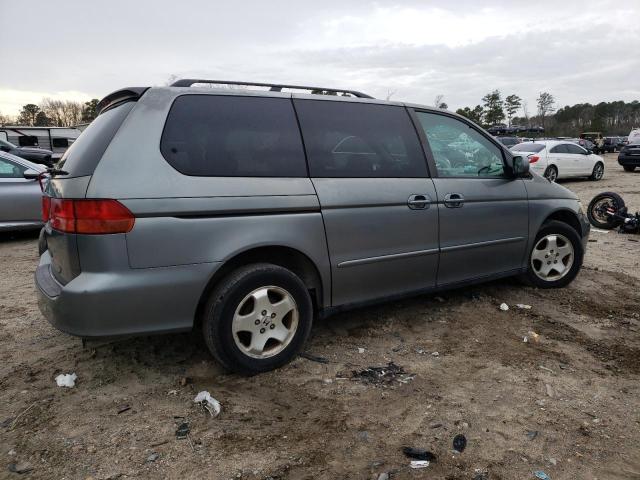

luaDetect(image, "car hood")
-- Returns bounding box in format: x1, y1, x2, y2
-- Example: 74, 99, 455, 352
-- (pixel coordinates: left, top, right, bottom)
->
17, 146, 53, 155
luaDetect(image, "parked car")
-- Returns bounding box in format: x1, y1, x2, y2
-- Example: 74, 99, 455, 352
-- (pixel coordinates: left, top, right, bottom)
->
0, 138, 54, 167
618, 143, 640, 171
0, 151, 46, 231
35, 79, 590, 374
510, 140, 605, 182
576, 138, 596, 152
618, 136, 628, 148
603, 136, 621, 153
495, 136, 521, 148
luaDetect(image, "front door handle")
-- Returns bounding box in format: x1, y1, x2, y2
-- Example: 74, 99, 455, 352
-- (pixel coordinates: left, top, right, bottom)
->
444, 193, 465, 208
407, 194, 431, 210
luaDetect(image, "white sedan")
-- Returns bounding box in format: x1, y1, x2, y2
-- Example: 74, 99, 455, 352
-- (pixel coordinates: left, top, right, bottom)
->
511, 140, 605, 182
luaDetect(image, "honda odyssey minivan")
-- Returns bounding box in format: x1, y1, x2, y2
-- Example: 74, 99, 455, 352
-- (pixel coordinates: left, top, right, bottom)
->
35, 79, 590, 374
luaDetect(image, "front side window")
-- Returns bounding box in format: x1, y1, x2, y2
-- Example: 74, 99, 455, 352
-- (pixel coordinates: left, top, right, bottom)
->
0, 157, 25, 178
416, 111, 505, 177
295, 100, 427, 178
161, 95, 307, 177
18, 136, 38, 147
565, 143, 587, 155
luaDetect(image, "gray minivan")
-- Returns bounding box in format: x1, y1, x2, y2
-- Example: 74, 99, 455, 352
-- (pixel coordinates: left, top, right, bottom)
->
35, 79, 590, 374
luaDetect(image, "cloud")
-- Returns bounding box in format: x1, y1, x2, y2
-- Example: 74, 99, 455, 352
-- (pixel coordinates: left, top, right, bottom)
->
0, 0, 638, 115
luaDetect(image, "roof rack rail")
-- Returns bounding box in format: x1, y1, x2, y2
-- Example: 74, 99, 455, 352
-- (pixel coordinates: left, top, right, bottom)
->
170, 79, 374, 99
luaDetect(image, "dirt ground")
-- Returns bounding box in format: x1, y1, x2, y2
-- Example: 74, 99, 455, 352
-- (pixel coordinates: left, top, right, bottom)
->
1, 153, 639, 480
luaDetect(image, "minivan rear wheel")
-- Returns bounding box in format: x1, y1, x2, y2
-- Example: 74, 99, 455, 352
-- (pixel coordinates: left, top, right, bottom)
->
202, 263, 313, 375
523, 220, 583, 288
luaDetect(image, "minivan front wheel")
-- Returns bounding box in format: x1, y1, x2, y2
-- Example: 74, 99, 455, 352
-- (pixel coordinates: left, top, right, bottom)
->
524, 220, 583, 288
202, 263, 313, 375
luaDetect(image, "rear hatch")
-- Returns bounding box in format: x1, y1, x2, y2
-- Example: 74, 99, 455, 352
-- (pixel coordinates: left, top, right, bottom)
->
43, 99, 138, 285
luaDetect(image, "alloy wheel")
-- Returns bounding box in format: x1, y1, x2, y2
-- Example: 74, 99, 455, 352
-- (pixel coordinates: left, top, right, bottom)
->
530, 234, 574, 281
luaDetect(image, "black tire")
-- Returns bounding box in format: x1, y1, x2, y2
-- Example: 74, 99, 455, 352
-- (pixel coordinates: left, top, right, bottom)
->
590, 162, 604, 181
543, 165, 558, 182
524, 220, 583, 289
202, 263, 313, 375
587, 192, 625, 229
623, 166, 635, 172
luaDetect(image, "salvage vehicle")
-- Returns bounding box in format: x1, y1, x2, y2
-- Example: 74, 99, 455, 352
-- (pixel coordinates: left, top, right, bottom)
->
35, 79, 590, 374
0, 138, 54, 167
587, 192, 639, 233
0, 151, 46, 231
510, 140, 604, 182
618, 142, 640, 171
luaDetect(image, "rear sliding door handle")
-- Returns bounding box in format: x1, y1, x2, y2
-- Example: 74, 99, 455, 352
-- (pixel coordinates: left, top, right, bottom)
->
443, 193, 465, 208
407, 194, 431, 210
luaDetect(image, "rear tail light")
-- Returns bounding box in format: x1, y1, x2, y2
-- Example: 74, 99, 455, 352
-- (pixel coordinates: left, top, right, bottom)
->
529, 155, 540, 163
42, 196, 51, 222
46, 198, 135, 234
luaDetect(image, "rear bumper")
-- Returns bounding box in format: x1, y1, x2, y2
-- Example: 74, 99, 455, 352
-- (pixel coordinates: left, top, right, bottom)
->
618, 154, 640, 166
35, 251, 219, 337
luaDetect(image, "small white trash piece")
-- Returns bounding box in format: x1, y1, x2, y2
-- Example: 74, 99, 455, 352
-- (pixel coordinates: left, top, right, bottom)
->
516, 304, 532, 310
499, 303, 509, 311
55, 373, 77, 388
194, 391, 222, 417
410, 460, 430, 469
358, 347, 365, 354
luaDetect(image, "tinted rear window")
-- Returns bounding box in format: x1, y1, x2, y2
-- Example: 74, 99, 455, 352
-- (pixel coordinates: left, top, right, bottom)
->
511, 143, 545, 153
160, 95, 307, 177
295, 100, 427, 178
58, 101, 134, 177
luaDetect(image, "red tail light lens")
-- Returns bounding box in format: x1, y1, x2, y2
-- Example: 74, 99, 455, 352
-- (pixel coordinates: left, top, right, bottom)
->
48, 199, 135, 234
42, 196, 51, 222
529, 155, 540, 163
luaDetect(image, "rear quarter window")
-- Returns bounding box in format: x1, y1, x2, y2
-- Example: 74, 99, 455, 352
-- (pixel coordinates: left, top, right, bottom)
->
160, 95, 307, 177
57, 102, 135, 177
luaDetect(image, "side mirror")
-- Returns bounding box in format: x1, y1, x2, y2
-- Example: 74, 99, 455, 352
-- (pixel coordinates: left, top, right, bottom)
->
511, 155, 529, 177
23, 169, 40, 180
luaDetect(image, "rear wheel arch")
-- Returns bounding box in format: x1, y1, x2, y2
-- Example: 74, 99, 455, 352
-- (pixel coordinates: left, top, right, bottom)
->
194, 246, 324, 329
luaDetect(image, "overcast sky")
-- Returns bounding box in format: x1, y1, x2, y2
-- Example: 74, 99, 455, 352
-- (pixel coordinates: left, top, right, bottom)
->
1, 0, 639, 116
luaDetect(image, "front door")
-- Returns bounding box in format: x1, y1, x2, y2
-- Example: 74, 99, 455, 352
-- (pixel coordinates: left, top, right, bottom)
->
0, 156, 41, 224
412, 110, 529, 286
294, 99, 439, 306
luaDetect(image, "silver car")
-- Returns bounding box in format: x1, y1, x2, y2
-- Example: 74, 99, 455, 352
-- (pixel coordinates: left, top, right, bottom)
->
35, 80, 590, 374
0, 151, 45, 231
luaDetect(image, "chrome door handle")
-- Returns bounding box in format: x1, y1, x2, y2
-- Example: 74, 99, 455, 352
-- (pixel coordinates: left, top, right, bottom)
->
407, 194, 430, 210
444, 193, 464, 208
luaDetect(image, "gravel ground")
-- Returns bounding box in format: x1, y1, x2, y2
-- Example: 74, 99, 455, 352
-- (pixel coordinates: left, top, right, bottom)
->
1, 153, 639, 480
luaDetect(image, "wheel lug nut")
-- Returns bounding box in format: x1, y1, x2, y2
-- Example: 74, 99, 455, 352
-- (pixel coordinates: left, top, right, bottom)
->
254, 319, 260, 325
270, 324, 275, 329
271, 313, 276, 318
261, 310, 267, 316
260, 328, 266, 334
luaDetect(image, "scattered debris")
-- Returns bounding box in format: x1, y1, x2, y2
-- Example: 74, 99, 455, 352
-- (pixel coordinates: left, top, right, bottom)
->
539, 365, 554, 374
473, 469, 489, 480
175, 422, 190, 439
146, 452, 160, 463
377, 473, 390, 480
356, 431, 370, 442
453, 434, 467, 453
526, 430, 539, 440
7, 463, 33, 475
516, 304, 532, 310
548, 458, 557, 466
409, 460, 430, 469
588, 239, 598, 243
434, 296, 446, 303
431, 351, 440, 357
524, 331, 540, 344
357, 347, 365, 354
545, 384, 555, 398
534, 471, 551, 480
194, 391, 222, 417
350, 362, 413, 386
591, 228, 609, 234
430, 422, 443, 429
402, 447, 437, 462
299, 352, 329, 364
499, 303, 509, 311
150, 440, 170, 448
55, 373, 77, 388
628, 238, 639, 243
117, 405, 131, 414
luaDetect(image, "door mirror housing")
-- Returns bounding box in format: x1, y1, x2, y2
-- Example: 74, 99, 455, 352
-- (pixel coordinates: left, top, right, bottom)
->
510, 155, 529, 177
23, 169, 40, 180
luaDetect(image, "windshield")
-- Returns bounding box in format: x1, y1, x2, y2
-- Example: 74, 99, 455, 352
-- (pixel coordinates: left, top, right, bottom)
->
511, 143, 545, 153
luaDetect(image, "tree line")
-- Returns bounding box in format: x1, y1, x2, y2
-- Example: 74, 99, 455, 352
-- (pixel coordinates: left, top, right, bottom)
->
0, 99, 99, 127
455, 90, 640, 136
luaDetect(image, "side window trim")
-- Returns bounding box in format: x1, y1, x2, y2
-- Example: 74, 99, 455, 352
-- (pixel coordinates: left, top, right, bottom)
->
409, 108, 507, 179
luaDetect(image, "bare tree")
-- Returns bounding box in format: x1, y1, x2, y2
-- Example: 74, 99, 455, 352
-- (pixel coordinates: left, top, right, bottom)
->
386, 89, 397, 101
536, 92, 556, 130
434, 94, 446, 109
40, 98, 85, 127
522, 100, 530, 127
